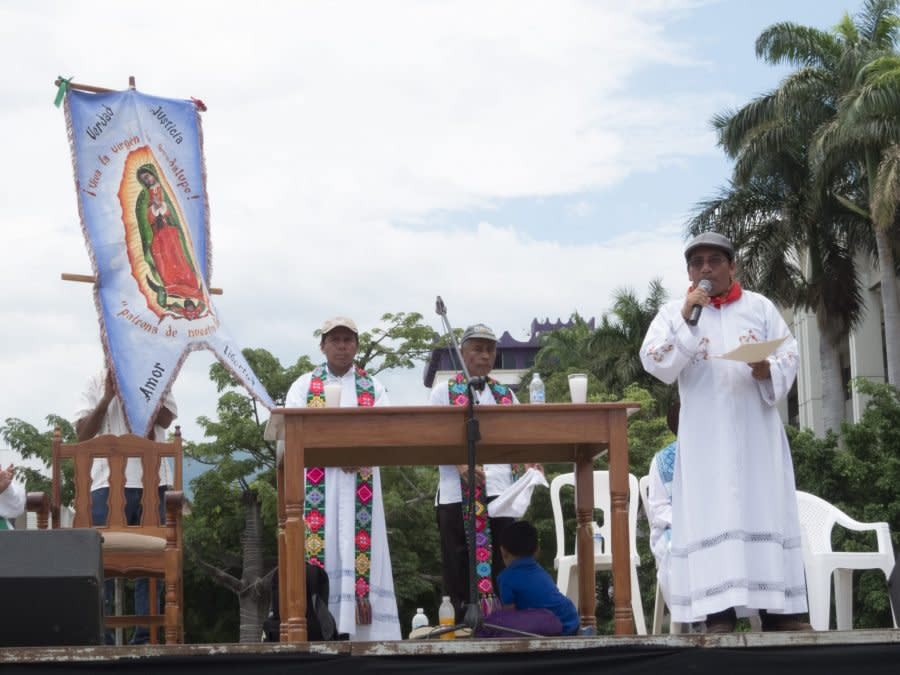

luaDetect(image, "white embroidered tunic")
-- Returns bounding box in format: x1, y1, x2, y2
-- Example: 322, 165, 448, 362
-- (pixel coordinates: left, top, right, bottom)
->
284, 366, 401, 641
640, 289, 807, 622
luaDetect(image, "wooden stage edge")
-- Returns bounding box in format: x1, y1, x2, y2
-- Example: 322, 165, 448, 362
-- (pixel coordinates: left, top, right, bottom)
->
2, 629, 899, 663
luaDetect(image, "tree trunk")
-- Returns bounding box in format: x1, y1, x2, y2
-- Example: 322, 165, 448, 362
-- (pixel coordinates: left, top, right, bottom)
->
237, 490, 270, 643
873, 224, 900, 385
817, 323, 845, 436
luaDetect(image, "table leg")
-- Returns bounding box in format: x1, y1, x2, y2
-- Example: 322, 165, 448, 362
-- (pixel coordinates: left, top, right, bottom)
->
574, 445, 596, 633
283, 417, 308, 642
608, 409, 634, 635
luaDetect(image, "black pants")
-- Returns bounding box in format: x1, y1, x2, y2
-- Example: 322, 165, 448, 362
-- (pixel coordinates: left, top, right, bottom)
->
436, 499, 514, 622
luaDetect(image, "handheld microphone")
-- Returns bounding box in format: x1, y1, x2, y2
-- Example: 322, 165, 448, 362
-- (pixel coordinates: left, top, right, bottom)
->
687, 279, 712, 326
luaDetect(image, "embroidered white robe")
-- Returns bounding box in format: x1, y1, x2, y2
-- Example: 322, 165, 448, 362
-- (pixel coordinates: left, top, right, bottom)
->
284, 366, 401, 641
640, 289, 807, 622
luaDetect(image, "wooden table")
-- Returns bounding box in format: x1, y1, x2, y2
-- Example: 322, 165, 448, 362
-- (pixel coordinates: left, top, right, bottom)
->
264, 403, 636, 642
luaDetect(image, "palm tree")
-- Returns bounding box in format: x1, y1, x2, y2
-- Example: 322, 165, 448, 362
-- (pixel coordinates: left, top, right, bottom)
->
589, 280, 670, 402
533, 313, 599, 373
691, 22, 873, 432
755, 0, 900, 384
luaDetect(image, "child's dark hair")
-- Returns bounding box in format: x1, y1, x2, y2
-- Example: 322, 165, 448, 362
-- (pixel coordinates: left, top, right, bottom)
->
500, 520, 538, 557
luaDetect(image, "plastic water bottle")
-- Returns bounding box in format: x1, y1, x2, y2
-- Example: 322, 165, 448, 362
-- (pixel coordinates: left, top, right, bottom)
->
411, 608, 428, 632
529, 373, 545, 403
438, 595, 455, 640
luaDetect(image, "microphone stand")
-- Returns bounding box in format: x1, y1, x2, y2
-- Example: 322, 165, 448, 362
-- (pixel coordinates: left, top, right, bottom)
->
421, 297, 542, 640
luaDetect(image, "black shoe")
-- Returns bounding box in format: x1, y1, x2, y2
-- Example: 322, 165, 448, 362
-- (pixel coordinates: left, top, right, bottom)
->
705, 608, 737, 633
760, 611, 811, 632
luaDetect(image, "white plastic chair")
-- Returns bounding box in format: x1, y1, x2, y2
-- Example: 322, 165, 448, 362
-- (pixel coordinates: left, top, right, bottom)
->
550, 471, 646, 634
637, 474, 684, 634
796, 490, 897, 631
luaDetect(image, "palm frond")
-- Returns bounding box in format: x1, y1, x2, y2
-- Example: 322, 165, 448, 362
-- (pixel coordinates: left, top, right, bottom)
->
872, 145, 900, 228
857, 0, 900, 45
756, 22, 841, 68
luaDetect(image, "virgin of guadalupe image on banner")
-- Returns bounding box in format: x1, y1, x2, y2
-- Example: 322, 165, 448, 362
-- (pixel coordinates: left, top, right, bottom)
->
121, 152, 209, 321
63, 85, 274, 435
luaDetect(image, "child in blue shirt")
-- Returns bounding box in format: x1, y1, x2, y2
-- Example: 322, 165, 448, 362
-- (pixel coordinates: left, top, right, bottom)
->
479, 520, 579, 637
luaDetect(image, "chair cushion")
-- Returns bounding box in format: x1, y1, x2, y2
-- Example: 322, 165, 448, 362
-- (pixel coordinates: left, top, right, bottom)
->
102, 531, 167, 552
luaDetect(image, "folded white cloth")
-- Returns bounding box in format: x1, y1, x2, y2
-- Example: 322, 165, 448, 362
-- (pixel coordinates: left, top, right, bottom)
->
487, 468, 548, 518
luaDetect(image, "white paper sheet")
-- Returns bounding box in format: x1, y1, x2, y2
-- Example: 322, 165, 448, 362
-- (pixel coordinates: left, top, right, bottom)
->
715, 335, 788, 363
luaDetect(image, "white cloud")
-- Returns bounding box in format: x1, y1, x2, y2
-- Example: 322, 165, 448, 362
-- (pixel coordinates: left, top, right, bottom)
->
2, 1, 710, 445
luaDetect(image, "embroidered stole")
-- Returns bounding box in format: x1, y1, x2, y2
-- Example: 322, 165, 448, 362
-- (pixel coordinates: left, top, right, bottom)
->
305, 364, 376, 624
448, 373, 514, 615
0, 517, 10, 530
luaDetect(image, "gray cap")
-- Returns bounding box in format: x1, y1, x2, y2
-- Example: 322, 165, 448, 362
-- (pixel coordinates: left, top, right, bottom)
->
684, 232, 734, 261
461, 323, 497, 345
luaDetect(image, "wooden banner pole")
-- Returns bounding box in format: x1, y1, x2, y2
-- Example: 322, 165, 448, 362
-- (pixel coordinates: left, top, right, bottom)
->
54, 77, 116, 94
61, 273, 223, 295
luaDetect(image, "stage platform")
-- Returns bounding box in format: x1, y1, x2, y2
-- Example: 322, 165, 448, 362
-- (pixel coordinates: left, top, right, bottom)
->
2, 630, 899, 674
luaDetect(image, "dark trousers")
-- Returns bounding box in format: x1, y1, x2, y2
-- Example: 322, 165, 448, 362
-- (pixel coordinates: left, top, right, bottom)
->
91, 486, 167, 644
436, 499, 514, 621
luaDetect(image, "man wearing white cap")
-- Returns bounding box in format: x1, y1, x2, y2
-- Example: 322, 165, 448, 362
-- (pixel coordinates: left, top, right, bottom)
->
640, 232, 809, 633
284, 317, 400, 641
429, 323, 520, 621
74, 365, 178, 644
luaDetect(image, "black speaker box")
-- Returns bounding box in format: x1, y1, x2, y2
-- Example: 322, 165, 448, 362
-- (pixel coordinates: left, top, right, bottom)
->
0, 529, 104, 646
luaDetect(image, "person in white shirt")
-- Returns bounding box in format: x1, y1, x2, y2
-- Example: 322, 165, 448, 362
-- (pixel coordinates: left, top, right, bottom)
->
74, 366, 177, 644
640, 232, 809, 633
283, 317, 400, 641
430, 323, 535, 621
0, 464, 26, 530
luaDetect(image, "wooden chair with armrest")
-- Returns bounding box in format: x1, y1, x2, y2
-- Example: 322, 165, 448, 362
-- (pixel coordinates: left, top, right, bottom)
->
30, 427, 185, 644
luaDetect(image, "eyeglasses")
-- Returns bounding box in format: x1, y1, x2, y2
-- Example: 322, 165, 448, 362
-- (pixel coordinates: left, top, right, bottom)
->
688, 254, 729, 270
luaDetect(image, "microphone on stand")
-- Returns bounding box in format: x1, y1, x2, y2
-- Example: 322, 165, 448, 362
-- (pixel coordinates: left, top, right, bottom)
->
435, 295, 474, 383
687, 279, 713, 326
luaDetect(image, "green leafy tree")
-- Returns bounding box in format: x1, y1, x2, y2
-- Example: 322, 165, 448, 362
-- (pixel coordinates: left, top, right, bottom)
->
0, 416, 76, 503
184, 350, 311, 643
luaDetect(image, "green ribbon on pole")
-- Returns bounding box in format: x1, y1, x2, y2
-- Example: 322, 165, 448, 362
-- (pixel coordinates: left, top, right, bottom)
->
53, 76, 73, 108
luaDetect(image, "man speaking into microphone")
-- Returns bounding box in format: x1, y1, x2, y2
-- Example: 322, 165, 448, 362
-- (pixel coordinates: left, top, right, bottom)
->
640, 232, 810, 633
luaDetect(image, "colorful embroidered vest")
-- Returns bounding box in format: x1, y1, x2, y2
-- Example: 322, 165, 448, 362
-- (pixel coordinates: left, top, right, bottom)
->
448, 373, 514, 614
304, 363, 376, 624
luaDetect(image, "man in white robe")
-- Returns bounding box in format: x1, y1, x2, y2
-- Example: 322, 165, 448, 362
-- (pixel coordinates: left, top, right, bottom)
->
284, 316, 401, 641
430, 323, 543, 621
640, 232, 809, 632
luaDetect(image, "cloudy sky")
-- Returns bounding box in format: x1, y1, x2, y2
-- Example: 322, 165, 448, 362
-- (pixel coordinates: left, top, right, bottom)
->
1, 0, 854, 448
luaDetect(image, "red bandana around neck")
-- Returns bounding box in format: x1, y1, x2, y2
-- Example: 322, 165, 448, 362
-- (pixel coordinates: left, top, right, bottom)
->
709, 281, 742, 308
689, 281, 743, 309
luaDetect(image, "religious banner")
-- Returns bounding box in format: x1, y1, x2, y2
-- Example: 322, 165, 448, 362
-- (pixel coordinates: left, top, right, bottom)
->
62, 86, 274, 435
